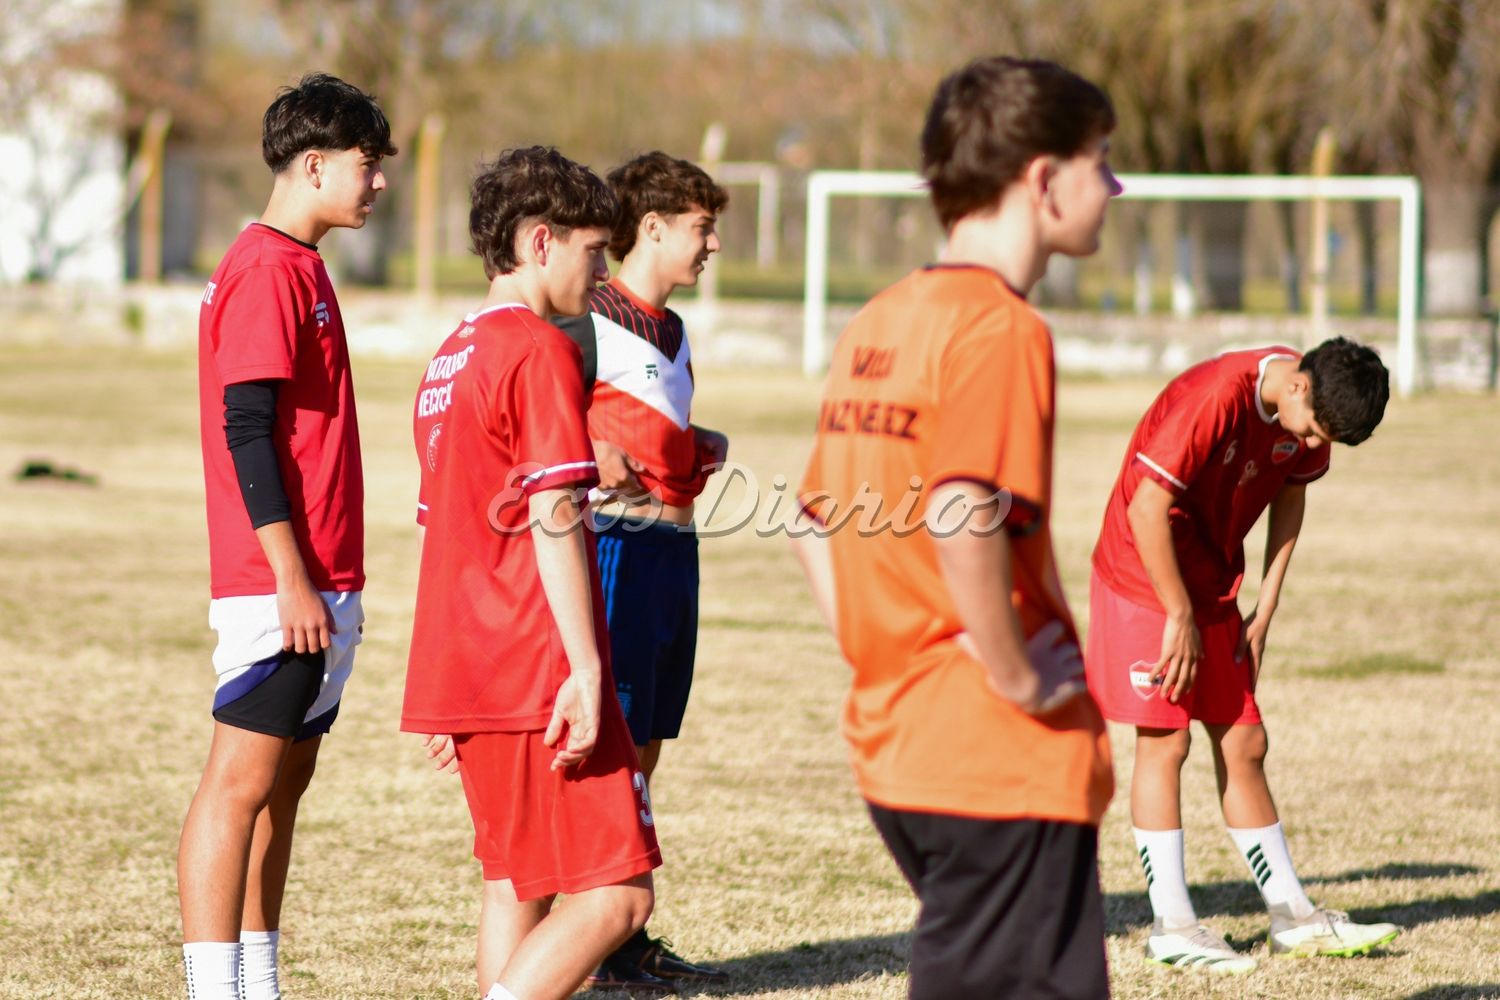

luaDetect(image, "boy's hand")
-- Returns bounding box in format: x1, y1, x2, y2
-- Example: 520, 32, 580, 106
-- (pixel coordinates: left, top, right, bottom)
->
593, 440, 647, 498
419, 733, 459, 774
1154, 611, 1202, 703
277, 575, 334, 654
1237, 611, 1271, 692
694, 426, 729, 466
957, 621, 1086, 716
544, 674, 600, 771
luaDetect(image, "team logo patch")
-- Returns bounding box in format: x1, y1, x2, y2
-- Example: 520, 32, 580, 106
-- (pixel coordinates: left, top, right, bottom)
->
1238, 460, 1260, 486
1129, 660, 1162, 700
1272, 438, 1299, 463
426, 423, 443, 472
1222, 440, 1239, 466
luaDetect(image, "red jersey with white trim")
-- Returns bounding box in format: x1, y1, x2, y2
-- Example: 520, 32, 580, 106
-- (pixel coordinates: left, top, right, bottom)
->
403, 304, 605, 733
556, 281, 713, 506
197, 223, 364, 598
1092, 347, 1330, 620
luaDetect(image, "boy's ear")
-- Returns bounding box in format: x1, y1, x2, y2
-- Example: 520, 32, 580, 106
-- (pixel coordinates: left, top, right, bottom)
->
1023, 155, 1058, 212
303, 149, 326, 189
529, 222, 552, 266
640, 211, 664, 243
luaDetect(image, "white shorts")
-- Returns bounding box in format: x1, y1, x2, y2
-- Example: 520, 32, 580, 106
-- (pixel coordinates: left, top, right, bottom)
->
208, 590, 364, 741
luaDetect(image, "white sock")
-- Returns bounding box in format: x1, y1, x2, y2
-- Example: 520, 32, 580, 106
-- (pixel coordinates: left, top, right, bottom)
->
484, 985, 520, 1000
1228, 822, 1315, 918
1133, 827, 1197, 928
183, 941, 241, 1000
239, 929, 280, 1000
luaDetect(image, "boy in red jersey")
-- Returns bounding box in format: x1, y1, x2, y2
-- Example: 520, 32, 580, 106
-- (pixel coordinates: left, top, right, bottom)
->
1087, 338, 1399, 970
183, 73, 394, 1000
793, 57, 1119, 999
553, 151, 730, 992
403, 146, 659, 1000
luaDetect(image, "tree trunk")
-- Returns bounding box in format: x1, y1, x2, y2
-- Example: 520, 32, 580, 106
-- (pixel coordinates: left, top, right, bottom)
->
1195, 201, 1248, 310
1275, 200, 1302, 313
1423, 184, 1488, 316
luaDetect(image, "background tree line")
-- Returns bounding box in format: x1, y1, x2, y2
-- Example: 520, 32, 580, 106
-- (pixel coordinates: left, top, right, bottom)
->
11, 0, 1500, 315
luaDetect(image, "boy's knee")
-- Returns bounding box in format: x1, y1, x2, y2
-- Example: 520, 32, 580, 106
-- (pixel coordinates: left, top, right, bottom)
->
276, 750, 319, 799
1137, 726, 1191, 766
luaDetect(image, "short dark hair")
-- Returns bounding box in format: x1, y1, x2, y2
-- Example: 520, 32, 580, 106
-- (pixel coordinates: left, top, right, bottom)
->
262, 72, 397, 173
1300, 337, 1389, 445
921, 56, 1115, 230
606, 151, 729, 260
469, 146, 618, 279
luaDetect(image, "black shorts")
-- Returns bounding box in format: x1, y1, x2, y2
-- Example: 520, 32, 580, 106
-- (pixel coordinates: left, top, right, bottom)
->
867, 803, 1109, 1000
594, 517, 699, 746
213, 648, 326, 740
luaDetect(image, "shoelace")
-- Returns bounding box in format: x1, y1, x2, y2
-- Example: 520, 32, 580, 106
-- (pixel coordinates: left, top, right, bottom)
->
1184, 926, 1235, 954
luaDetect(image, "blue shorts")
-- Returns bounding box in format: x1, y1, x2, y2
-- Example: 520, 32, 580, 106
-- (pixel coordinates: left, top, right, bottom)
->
594, 516, 699, 746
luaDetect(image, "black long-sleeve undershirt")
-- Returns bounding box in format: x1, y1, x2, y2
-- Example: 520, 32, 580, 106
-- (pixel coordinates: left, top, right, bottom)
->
224, 380, 291, 529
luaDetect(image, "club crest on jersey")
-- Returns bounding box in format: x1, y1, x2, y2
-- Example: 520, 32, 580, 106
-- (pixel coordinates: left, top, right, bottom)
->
1129, 661, 1162, 700
1272, 438, 1299, 463
1238, 459, 1260, 486
426, 423, 443, 471
1222, 441, 1239, 466
315, 302, 330, 327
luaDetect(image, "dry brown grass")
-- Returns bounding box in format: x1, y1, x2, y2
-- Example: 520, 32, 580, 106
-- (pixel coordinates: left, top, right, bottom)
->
0, 342, 1496, 999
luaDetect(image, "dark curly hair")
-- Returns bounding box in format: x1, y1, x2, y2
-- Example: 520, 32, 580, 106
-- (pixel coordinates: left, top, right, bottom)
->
605, 151, 729, 261
469, 147, 619, 279
1299, 337, 1389, 445
262, 72, 396, 174
921, 56, 1114, 231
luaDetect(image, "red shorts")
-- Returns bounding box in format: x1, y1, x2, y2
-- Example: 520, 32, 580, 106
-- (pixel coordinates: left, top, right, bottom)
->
453, 698, 661, 900
1084, 569, 1260, 729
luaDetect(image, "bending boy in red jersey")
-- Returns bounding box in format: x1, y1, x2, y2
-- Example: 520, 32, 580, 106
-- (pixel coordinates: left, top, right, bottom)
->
554, 151, 730, 992
182, 73, 394, 1000
793, 57, 1119, 1000
403, 147, 659, 1000
1088, 339, 1399, 970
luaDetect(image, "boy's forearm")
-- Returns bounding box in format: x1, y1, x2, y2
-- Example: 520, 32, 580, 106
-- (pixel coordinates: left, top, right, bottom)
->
529, 490, 603, 685
1256, 485, 1306, 616
930, 483, 1036, 702
254, 520, 313, 588
1127, 480, 1195, 621
789, 526, 838, 633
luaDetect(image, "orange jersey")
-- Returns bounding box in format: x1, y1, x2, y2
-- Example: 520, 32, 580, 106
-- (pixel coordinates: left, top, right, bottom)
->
799, 265, 1113, 825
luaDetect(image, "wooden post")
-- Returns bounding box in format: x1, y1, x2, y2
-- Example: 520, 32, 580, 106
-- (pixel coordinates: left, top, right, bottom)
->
135, 109, 172, 283
698, 123, 728, 325
1309, 127, 1337, 345
414, 113, 446, 300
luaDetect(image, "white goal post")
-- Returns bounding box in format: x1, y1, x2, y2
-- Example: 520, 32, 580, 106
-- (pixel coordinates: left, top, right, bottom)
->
802, 171, 1423, 396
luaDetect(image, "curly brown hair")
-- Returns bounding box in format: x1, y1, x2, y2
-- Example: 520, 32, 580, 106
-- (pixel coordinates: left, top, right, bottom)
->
605, 151, 729, 261
469, 147, 618, 279
921, 57, 1114, 231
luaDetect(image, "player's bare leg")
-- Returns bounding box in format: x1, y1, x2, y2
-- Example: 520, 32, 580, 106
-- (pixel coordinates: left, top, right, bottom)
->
179, 723, 293, 940
477, 879, 552, 993
1205, 722, 1279, 827
1131, 726, 1191, 829
491, 874, 653, 1000
241, 735, 322, 932
636, 740, 663, 782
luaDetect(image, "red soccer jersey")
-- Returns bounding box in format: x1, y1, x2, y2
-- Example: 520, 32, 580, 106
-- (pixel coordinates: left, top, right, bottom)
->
403, 303, 605, 734
197, 223, 364, 598
1092, 347, 1330, 619
558, 282, 713, 506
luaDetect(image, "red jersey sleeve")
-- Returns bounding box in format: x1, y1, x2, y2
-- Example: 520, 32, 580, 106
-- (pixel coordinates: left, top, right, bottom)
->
514, 330, 600, 496
1132, 381, 1240, 496
1286, 442, 1331, 484
927, 309, 1051, 532
210, 265, 306, 385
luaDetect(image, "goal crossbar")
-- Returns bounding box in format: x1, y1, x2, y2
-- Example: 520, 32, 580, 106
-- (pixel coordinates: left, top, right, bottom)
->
802, 172, 1422, 396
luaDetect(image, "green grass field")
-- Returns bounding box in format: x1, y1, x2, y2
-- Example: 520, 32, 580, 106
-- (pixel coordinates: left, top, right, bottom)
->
1, 342, 1497, 999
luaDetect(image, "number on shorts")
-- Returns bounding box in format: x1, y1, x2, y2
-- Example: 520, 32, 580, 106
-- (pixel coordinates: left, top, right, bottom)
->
633, 770, 655, 827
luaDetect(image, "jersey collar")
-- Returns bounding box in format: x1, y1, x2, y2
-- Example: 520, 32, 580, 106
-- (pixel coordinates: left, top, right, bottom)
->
1255, 352, 1296, 424
465, 302, 530, 322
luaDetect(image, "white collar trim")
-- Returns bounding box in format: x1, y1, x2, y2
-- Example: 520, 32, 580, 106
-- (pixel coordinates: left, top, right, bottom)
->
1255, 353, 1295, 425
465, 302, 529, 322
